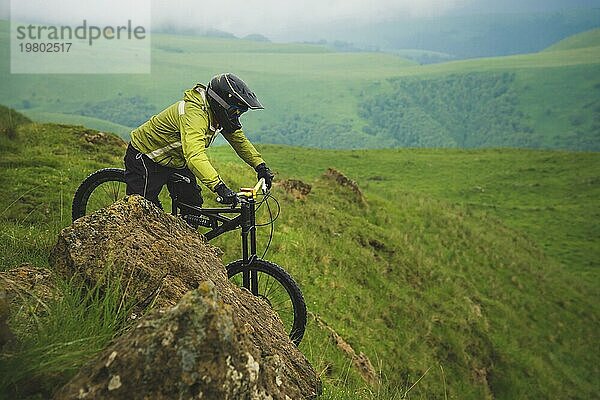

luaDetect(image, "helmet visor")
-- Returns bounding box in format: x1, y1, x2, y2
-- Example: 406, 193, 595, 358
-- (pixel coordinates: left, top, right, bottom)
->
222, 74, 264, 109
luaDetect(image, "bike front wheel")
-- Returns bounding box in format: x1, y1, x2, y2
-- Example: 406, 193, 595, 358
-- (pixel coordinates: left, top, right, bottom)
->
72, 168, 126, 221
226, 259, 307, 346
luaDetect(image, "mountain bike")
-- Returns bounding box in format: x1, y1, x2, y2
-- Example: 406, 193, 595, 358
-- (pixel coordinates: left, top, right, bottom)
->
71, 168, 306, 345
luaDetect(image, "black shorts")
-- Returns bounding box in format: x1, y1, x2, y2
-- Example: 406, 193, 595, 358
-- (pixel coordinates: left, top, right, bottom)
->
123, 143, 203, 214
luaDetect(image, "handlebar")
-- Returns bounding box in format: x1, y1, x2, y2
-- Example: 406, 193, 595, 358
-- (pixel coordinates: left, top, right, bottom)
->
216, 178, 267, 204
238, 178, 266, 198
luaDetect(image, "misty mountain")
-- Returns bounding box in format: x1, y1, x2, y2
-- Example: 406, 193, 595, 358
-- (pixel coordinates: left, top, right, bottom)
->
452, 0, 600, 14
290, 8, 600, 59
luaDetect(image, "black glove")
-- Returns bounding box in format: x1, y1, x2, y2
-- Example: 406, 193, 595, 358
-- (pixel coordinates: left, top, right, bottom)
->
255, 163, 274, 190
215, 182, 239, 206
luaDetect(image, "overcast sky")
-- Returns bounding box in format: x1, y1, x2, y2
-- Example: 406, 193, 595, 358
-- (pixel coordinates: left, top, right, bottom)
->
2, 0, 599, 40
151, 0, 482, 40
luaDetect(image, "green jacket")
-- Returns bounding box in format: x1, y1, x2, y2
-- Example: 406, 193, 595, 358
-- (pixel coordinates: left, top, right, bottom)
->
130, 84, 265, 191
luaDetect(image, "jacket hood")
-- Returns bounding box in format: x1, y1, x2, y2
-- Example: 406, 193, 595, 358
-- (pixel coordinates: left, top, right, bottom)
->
184, 83, 217, 129
183, 83, 208, 107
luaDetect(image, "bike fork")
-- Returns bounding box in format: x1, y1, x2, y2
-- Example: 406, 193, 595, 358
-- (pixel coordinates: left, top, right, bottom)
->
241, 199, 259, 295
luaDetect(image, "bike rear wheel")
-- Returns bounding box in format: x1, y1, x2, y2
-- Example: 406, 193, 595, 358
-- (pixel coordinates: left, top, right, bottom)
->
72, 168, 126, 221
226, 259, 307, 346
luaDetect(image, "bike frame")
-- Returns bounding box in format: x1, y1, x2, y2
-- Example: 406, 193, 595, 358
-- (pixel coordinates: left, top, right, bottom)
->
170, 177, 263, 295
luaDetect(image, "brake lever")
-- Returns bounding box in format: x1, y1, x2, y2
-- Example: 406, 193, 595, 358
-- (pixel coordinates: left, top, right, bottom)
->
215, 196, 245, 208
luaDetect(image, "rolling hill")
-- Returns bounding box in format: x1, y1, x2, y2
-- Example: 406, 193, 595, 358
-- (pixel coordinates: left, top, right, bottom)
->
544, 27, 600, 51
1, 108, 598, 399
306, 8, 600, 58
0, 21, 599, 151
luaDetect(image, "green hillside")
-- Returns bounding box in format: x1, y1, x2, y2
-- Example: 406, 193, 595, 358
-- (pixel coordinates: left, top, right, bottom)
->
544, 28, 600, 51
359, 66, 600, 149
1, 21, 599, 150
24, 111, 132, 138
1, 109, 598, 399
0, 104, 31, 131
0, 19, 414, 150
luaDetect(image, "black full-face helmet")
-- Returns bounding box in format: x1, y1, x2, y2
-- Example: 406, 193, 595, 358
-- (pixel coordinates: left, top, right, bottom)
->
206, 73, 263, 134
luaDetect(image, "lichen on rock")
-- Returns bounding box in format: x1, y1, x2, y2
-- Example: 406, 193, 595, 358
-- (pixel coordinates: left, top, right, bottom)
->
55, 282, 318, 399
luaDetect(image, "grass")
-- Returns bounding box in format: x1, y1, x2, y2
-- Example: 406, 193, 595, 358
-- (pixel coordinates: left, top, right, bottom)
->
0, 20, 598, 150
209, 144, 599, 398
0, 112, 598, 398
1, 267, 134, 399
0, 104, 29, 140
22, 111, 133, 139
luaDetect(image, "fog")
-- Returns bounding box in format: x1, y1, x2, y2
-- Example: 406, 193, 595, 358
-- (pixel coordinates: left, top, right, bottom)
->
1, 0, 599, 41
151, 0, 472, 38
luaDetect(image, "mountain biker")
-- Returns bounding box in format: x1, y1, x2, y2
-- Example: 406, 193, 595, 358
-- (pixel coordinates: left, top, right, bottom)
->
124, 73, 274, 222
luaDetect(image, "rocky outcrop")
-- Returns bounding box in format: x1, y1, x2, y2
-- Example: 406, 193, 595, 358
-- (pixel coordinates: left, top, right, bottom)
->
323, 168, 366, 206
81, 131, 127, 148
0, 264, 56, 348
0, 264, 55, 304
50, 195, 319, 399
55, 282, 312, 399
310, 312, 379, 388
50, 195, 224, 309
276, 179, 312, 200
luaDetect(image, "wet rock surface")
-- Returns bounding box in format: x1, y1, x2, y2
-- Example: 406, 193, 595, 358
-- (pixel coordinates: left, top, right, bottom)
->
50, 195, 319, 399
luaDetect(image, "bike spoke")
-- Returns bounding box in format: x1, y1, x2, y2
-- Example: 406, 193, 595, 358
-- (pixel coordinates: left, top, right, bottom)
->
261, 274, 287, 309
109, 181, 122, 200
102, 183, 115, 201
261, 273, 277, 298
230, 268, 296, 334
270, 296, 293, 313
88, 180, 126, 213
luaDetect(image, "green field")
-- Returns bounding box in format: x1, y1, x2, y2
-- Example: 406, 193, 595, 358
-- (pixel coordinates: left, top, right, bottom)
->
1, 108, 598, 399
1, 21, 599, 150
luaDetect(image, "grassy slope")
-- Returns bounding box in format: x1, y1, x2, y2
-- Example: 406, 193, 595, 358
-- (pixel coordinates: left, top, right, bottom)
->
0, 20, 598, 150
1, 110, 598, 398
0, 20, 413, 149
544, 28, 600, 51
211, 146, 599, 399
0, 121, 126, 269
22, 111, 133, 138
358, 35, 600, 150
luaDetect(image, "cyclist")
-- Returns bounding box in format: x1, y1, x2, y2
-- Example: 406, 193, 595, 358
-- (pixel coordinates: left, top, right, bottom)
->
124, 73, 274, 221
